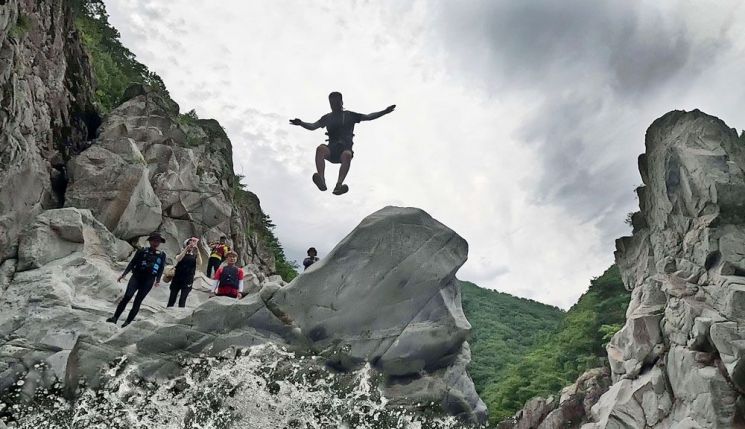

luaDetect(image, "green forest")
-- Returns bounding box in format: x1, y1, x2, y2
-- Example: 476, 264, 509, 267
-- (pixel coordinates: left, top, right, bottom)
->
462, 265, 630, 424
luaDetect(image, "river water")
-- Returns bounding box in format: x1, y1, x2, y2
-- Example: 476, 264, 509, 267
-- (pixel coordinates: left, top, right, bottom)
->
1, 343, 471, 429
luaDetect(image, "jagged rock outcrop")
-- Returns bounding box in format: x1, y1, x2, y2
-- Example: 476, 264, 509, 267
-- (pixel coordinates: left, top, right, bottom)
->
0, 0, 97, 263
65, 86, 275, 271
501, 110, 745, 429
497, 368, 612, 429
588, 110, 745, 428
0, 206, 486, 425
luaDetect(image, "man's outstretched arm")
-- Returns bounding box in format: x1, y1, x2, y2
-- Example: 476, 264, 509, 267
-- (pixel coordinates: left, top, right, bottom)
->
360, 105, 396, 121
290, 117, 324, 130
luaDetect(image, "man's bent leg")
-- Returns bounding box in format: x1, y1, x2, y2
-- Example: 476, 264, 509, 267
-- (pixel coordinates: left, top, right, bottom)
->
315, 145, 330, 179
337, 150, 353, 186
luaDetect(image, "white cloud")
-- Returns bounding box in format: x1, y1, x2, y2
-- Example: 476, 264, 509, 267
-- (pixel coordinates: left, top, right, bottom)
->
104, 0, 745, 309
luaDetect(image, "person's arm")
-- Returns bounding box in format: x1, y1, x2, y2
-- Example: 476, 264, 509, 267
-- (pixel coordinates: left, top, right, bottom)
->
289, 115, 325, 131
211, 267, 222, 292
360, 105, 395, 121
237, 269, 245, 296
196, 249, 203, 266
120, 249, 143, 280
175, 246, 188, 263
154, 252, 166, 284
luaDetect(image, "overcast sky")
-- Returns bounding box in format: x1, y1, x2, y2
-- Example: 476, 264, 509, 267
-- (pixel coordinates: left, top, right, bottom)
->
105, 0, 745, 309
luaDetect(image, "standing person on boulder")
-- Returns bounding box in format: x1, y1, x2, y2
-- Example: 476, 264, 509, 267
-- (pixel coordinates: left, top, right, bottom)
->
206, 236, 230, 277
303, 247, 319, 270
107, 232, 167, 327
167, 237, 202, 308
211, 250, 245, 299
289, 92, 395, 195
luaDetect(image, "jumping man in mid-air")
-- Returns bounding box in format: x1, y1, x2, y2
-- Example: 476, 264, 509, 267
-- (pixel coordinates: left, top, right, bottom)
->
290, 92, 395, 195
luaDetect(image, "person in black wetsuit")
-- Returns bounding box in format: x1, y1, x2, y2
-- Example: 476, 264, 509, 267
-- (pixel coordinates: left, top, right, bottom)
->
167, 237, 202, 308
289, 92, 395, 195
106, 232, 167, 327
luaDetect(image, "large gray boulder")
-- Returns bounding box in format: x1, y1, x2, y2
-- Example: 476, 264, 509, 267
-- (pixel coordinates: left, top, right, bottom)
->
268, 206, 487, 424
65, 137, 162, 240
0, 206, 486, 424
585, 111, 745, 428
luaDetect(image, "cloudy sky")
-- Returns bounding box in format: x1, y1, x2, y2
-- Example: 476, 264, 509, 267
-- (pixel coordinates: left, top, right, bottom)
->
105, 0, 745, 309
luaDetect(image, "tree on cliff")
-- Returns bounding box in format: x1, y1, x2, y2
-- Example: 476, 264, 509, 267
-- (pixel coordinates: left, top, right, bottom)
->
72, 0, 168, 112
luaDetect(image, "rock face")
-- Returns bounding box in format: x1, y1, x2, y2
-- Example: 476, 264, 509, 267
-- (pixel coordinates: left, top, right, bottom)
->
65, 86, 275, 271
593, 110, 745, 428
501, 110, 745, 429
0, 206, 486, 425
268, 206, 487, 423
497, 368, 612, 429
0, 0, 97, 262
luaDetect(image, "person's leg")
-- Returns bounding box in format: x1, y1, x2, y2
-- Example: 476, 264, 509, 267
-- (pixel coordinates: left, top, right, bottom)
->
123, 279, 155, 325
178, 286, 191, 307
206, 257, 219, 277
109, 278, 139, 322
336, 150, 353, 187
167, 283, 179, 307
315, 145, 331, 180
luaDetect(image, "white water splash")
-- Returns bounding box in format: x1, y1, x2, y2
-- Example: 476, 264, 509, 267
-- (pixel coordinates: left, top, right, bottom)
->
1, 343, 472, 429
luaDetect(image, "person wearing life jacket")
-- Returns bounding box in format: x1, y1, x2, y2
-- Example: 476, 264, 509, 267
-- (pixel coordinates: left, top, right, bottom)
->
303, 247, 319, 270
167, 237, 202, 308
107, 232, 167, 327
211, 250, 245, 298
289, 92, 395, 195
206, 236, 230, 277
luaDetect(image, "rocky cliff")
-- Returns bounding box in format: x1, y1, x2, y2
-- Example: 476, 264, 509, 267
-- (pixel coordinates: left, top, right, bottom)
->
501, 110, 745, 429
0, 0, 97, 263
0, 1, 486, 426
594, 110, 745, 428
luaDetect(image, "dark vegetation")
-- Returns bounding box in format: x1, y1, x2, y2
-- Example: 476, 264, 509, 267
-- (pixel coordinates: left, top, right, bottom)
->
70, 0, 298, 281
463, 266, 630, 424
72, 0, 167, 112
461, 281, 563, 397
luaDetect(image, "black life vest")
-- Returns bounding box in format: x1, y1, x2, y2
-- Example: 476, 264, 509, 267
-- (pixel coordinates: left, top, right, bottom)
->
136, 248, 165, 277
219, 265, 240, 289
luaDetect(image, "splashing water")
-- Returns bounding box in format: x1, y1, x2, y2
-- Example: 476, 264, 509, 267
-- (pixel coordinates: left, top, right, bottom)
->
1, 343, 473, 429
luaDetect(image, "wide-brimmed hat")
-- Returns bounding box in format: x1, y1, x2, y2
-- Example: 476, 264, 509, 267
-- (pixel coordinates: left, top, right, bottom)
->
147, 232, 166, 243
225, 250, 239, 258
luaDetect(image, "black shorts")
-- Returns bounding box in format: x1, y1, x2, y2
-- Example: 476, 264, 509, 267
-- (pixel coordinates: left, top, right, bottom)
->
326, 140, 354, 164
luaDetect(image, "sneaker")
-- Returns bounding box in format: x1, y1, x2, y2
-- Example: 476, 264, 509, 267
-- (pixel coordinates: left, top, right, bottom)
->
332, 183, 349, 195
106, 317, 117, 324
312, 173, 327, 191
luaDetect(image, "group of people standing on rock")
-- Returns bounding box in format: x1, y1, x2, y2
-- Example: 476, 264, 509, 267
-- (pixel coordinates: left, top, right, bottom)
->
106, 232, 248, 327
106, 91, 380, 327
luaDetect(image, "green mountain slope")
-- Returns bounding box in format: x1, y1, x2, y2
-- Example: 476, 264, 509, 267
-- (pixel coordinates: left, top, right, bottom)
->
479, 265, 631, 423
460, 281, 564, 402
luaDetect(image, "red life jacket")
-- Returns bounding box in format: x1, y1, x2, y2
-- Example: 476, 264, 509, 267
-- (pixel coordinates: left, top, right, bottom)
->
216, 265, 240, 298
